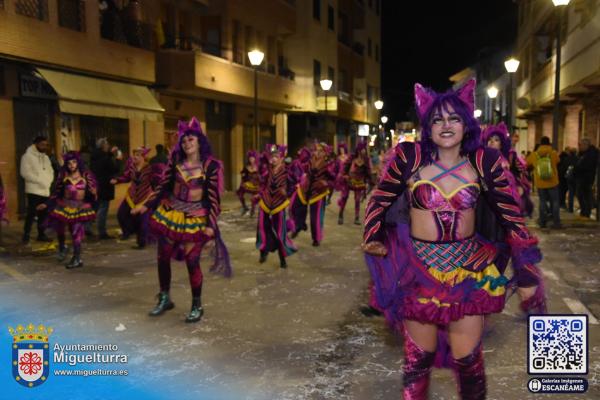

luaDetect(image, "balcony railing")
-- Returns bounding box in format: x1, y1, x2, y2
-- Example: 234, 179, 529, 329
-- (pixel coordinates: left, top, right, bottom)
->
15, 0, 48, 21
100, 8, 155, 51
58, 0, 85, 32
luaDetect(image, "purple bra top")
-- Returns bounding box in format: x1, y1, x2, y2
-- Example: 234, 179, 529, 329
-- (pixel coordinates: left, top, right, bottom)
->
410, 180, 480, 211
64, 177, 87, 201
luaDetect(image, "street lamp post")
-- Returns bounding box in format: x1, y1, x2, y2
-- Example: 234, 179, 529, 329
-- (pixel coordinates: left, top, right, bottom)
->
380, 115, 388, 150
248, 49, 265, 149
504, 57, 520, 130
487, 86, 499, 124
320, 79, 332, 139
552, 0, 570, 149
374, 100, 384, 149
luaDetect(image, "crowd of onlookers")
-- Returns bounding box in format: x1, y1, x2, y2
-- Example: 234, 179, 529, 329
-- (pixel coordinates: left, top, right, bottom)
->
19, 136, 168, 244
525, 136, 599, 229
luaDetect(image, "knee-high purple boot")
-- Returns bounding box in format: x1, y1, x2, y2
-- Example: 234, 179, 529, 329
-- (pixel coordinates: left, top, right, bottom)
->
453, 344, 486, 400
403, 329, 435, 400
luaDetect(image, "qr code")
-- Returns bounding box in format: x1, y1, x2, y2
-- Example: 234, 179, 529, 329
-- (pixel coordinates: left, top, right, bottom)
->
528, 315, 587, 374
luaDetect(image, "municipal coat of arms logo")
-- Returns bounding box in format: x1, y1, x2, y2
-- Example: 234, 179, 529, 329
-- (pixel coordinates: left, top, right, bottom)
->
9, 324, 53, 388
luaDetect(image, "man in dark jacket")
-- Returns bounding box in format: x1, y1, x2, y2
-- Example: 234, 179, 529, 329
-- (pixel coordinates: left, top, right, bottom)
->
149, 144, 168, 165
90, 138, 122, 239
574, 137, 599, 219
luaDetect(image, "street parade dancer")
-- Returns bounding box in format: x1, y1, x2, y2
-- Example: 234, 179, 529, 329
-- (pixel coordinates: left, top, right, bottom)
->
236, 150, 260, 216
290, 142, 335, 246
479, 122, 535, 274
362, 79, 546, 399
38, 151, 97, 269
337, 141, 372, 225
256, 144, 297, 268
111, 146, 164, 249
139, 117, 231, 323
327, 142, 349, 206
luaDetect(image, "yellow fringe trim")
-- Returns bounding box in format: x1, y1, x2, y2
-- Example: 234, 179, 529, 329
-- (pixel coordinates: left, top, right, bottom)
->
425, 263, 506, 297
259, 199, 289, 215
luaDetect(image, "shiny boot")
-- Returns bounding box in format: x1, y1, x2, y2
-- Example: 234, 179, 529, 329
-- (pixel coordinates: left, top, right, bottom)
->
259, 251, 268, 263
402, 329, 435, 400
149, 292, 175, 316
354, 215, 360, 225
453, 344, 486, 400
57, 245, 68, 262
278, 249, 287, 269
65, 248, 83, 269
185, 296, 204, 323
338, 212, 344, 225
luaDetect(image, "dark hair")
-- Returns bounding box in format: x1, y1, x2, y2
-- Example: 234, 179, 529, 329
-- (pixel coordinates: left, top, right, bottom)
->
155, 144, 165, 153
419, 94, 481, 164
33, 135, 48, 144
540, 136, 551, 145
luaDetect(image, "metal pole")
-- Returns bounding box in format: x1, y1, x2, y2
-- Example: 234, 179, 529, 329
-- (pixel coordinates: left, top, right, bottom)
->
254, 66, 258, 149
508, 74, 513, 129
324, 91, 328, 138
552, 7, 563, 150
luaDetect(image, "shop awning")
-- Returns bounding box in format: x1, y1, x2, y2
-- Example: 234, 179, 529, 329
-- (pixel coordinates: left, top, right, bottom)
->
36, 68, 164, 122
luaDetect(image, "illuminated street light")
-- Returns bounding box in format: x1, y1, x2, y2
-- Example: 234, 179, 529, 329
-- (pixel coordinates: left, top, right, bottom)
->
552, 0, 570, 6
374, 100, 384, 110
380, 116, 388, 124
487, 86, 499, 99
504, 57, 520, 73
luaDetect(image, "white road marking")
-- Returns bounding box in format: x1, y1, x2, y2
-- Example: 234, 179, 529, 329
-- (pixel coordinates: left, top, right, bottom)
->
562, 297, 599, 324
0, 260, 30, 282
542, 269, 559, 282
240, 237, 255, 243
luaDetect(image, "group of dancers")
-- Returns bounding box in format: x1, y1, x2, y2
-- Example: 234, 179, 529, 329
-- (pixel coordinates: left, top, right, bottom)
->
12, 77, 545, 398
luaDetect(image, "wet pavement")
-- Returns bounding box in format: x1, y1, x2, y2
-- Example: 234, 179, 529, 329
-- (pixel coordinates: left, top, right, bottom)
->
0, 193, 598, 399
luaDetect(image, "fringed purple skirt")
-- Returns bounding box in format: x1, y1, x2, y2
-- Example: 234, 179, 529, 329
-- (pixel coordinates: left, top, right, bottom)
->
365, 223, 508, 328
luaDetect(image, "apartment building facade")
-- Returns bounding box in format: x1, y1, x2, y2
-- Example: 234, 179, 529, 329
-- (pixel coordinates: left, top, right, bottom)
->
515, 0, 600, 151
0, 0, 164, 220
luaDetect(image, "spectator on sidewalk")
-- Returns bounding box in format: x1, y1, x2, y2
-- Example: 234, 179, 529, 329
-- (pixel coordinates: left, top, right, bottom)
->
149, 144, 168, 166
574, 137, 599, 219
527, 136, 561, 228
20, 136, 54, 243
563, 147, 578, 213
90, 138, 123, 239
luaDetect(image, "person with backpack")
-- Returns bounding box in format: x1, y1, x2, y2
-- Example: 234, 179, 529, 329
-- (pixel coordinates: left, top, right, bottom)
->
527, 136, 561, 228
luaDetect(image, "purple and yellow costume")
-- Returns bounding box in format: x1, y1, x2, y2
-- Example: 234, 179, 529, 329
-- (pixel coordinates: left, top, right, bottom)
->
114, 147, 164, 248
363, 80, 546, 399
46, 151, 97, 268
236, 150, 260, 215
256, 144, 297, 267
146, 117, 231, 323
290, 143, 335, 245
338, 142, 372, 225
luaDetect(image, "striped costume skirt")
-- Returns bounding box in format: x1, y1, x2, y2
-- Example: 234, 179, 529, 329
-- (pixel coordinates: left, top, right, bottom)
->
149, 197, 210, 243
365, 224, 509, 326
49, 199, 95, 224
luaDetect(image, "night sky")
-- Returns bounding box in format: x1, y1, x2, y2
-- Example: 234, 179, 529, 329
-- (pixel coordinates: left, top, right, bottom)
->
381, 0, 518, 124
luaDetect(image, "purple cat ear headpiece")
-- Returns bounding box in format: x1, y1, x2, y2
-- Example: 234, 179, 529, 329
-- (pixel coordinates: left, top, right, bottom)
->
482, 122, 511, 156
265, 144, 286, 158
414, 78, 476, 120
177, 117, 205, 139
62, 151, 81, 163
133, 146, 151, 158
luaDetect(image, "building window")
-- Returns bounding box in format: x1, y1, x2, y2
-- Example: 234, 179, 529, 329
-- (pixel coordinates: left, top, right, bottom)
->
367, 38, 372, 57
328, 5, 334, 30
375, 44, 379, 62
0, 0, 5, 10
58, 0, 86, 32
328, 66, 335, 88
376, 0, 380, 15
313, 60, 321, 86
313, 0, 320, 21
232, 20, 242, 64
338, 68, 347, 94
15, 0, 49, 21
368, 0, 373, 9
